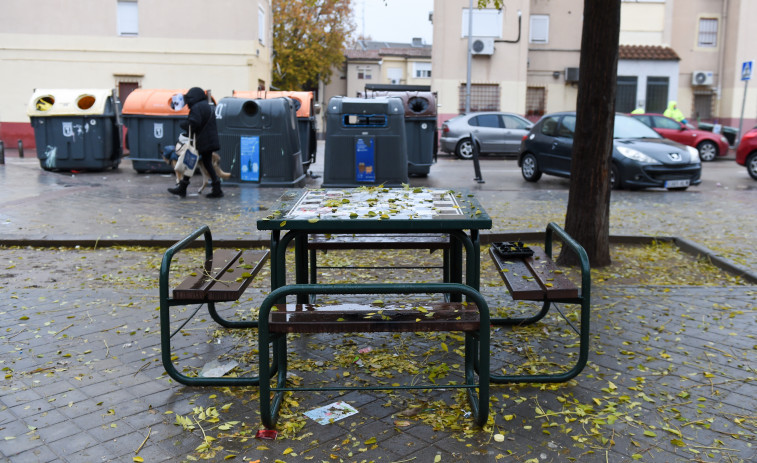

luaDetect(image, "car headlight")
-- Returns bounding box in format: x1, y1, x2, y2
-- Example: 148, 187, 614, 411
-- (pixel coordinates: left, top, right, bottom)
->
686, 145, 701, 163
721, 136, 729, 144
616, 146, 661, 164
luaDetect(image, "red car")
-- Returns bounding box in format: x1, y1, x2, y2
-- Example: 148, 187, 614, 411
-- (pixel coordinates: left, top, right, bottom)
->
736, 127, 757, 180
629, 113, 730, 162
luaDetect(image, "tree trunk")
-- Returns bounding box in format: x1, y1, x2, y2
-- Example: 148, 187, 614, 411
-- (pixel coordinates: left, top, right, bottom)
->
557, 0, 621, 268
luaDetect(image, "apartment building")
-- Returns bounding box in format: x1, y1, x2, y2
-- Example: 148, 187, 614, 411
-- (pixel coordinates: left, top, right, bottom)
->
0, 0, 273, 148
431, 0, 757, 131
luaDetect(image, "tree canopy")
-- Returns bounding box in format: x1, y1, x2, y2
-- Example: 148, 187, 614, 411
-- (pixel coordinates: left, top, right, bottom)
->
272, 0, 355, 91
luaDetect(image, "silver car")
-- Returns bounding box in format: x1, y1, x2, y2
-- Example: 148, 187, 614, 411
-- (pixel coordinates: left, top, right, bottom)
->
440, 112, 534, 159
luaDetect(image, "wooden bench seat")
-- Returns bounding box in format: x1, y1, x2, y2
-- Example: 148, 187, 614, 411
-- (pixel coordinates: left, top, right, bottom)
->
488, 246, 578, 301
485, 223, 591, 386
269, 301, 480, 333
173, 249, 269, 302
159, 225, 270, 389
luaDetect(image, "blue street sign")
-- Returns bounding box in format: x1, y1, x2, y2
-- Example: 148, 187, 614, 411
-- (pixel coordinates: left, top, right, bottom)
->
742, 61, 753, 81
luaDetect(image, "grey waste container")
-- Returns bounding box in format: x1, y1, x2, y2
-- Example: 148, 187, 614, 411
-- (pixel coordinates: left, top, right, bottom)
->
122, 88, 203, 173
699, 122, 738, 146
323, 96, 408, 187
233, 91, 318, 170
27, 89, 123, 171
215, 97, 306, 187
365, 91, 437, 176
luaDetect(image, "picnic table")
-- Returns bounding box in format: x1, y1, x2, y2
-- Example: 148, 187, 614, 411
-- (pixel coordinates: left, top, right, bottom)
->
257, 187, 493, 298
255, 187, 493, 428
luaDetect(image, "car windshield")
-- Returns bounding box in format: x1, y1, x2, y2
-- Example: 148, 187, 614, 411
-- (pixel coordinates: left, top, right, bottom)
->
614, 114, 662, 139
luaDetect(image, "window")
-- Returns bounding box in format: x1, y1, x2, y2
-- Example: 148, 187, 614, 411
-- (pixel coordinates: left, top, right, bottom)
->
258, 6, 266, 44
615, 76, 638, 113
541, 116, 559, 137
458, 84, 500, 112
387, 68, 402, 84
526, 87, 546, 117
645, 77, 669, 113
698, 18, 718, 47
461, 8, 502, 38
357, 66, 372, 80
117, 1, 138, 36
529, 15, 549, 44
653, 115, 681, 129
503, 115, 530, 130
557, 116, 576, 138
413, 62, 431, 79
472, 114, 503, 128
694, 92, 713, 119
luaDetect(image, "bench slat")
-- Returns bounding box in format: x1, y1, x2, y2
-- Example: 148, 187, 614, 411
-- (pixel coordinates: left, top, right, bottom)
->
173, 249, 269, 302
309, 234, 450, 250
489, 246, 578, 301
269, 302, 480, 333
205, 250, 269, 301
526, 248, 579, 300
173, 249, 241, 300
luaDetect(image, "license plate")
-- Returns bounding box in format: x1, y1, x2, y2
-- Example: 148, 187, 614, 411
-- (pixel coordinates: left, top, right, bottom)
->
665, 179, 690, 188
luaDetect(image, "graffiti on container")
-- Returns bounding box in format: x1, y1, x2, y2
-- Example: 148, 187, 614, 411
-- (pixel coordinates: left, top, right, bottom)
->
44, 145, 57, 169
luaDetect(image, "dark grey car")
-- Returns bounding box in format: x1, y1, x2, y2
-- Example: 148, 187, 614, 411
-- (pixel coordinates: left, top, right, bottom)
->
440, 112, 533, 159
519, 112, 702, 191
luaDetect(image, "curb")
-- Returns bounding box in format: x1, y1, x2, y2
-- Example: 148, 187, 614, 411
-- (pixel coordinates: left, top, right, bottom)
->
3, 232, 756, 284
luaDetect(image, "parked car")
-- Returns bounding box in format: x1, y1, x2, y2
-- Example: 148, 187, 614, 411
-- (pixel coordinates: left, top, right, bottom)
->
735, 126, 757, 180
519, 112, 702, 191
440, 112, 533, 159
629, 113, 729, 162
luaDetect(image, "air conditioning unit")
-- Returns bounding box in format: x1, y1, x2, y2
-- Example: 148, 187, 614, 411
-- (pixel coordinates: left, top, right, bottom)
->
692, 70, 714, 86
565, 67, 580, 82
471, 38, 494, 56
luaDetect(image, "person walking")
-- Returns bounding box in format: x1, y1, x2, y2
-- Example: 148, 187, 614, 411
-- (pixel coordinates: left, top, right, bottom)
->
168, 87, 224, 198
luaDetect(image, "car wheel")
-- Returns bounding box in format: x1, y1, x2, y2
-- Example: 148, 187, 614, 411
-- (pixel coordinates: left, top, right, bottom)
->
455, 138, 474, 160
747, 152, 757, 180
697, 140, 718, 162
521, 153, 542, 182
610, 164, 622, 190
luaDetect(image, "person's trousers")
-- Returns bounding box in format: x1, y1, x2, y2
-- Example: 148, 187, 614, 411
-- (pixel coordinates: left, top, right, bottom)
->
200, 150, 219, 183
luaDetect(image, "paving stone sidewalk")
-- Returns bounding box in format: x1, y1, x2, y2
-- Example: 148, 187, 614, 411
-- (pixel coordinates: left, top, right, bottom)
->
1, 152, 756, 462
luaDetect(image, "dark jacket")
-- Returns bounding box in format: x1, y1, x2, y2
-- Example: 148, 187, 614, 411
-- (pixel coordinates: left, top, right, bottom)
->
181, 87, 220, 152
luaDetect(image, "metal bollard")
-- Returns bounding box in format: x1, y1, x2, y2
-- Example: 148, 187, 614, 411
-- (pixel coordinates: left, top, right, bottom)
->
17, 139, 24, 158
0, 140, 4, 164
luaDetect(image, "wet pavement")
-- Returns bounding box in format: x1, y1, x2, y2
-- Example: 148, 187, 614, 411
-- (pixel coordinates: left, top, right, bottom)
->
1, 146, 756, 462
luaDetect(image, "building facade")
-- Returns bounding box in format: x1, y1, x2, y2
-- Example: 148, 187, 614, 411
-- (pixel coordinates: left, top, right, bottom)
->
431, 0, 757, 133
0, 0, 273, 148
319, 39, 433, 134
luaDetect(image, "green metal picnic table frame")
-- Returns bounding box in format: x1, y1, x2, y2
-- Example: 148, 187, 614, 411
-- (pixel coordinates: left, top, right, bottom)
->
256, 188, 493, 299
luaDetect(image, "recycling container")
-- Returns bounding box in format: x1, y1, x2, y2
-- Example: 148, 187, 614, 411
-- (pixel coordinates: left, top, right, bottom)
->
362, 91, 437, 176
323, 96, 408, 187
215, 96, 305, 187
699, 122, 738, 147
27, 89, 123, 171
234, 90, 317, 169
121, 88, 196, 173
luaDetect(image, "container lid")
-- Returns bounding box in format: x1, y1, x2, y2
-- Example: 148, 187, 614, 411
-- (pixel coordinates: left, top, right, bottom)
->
233, 90, 314, 117
359, 91, 437, 117
27, 89, 114, 117
121, 88, 191, 116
